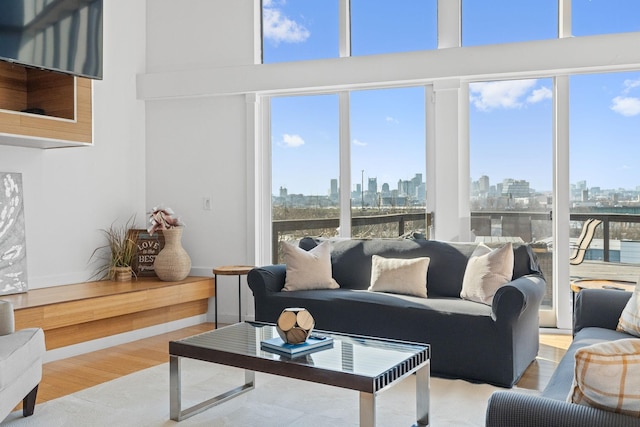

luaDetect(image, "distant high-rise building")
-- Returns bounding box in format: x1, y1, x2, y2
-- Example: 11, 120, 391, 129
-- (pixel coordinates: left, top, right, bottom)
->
381, 182, 390, 196
479, 175, 490, 193
581, 189, 589, 202
279, 186, 288, 198
501, 179, 530, 198
330, 179, 338, 200
368, 177, 377, 194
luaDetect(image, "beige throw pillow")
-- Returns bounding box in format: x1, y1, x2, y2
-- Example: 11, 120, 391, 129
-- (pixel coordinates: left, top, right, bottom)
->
368, 255, 430, 298
568, 338, 640, 418
617, 279, 640, 337
282, 241, 339, 291
460, 243, 514, 305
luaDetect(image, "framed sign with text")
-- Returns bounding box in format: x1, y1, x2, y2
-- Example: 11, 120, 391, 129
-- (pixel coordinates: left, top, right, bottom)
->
129, 229, 165, 277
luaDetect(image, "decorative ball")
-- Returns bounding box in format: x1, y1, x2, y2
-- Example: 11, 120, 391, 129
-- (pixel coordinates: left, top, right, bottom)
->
276, 307, 315, 344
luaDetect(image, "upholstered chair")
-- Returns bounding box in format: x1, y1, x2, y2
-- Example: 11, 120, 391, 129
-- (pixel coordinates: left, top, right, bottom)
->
0, 300, 46, 421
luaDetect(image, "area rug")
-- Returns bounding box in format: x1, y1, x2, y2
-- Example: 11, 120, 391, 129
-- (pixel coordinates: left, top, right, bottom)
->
2, 358, 502, 426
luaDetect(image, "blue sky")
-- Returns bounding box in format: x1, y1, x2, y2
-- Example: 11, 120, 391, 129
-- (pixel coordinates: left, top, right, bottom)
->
265, 1, 640, 196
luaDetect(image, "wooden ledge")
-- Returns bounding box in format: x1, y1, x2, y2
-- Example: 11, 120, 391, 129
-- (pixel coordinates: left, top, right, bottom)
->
2, 276, 215, 350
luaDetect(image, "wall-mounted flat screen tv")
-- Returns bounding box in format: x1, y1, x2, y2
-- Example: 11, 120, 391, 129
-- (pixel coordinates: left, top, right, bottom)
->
0, 0, 103, 79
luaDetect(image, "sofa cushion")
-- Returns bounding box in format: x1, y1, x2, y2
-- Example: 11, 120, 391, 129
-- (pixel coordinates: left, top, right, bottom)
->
568, 338, 640, 417
329, 239, 476, 296
282, 241, 339, 291
617, 280, 640, 337
368, 255, 430, 298
460, 243, 514, 305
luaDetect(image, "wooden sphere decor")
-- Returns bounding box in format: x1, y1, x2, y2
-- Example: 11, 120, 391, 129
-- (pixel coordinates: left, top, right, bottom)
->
276, 307, 315, 344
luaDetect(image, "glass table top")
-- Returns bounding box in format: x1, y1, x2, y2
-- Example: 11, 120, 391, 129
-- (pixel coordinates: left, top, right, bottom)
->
171, 322, 429, 382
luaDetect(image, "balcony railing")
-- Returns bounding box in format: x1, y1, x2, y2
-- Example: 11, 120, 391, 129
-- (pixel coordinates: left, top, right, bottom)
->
272, 210, 640, 265
470, 210, 640, 262
272, 212, 432, 263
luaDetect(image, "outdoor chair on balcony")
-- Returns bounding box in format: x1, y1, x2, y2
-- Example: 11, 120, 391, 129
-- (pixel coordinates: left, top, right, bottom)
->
569, 218, 602, 265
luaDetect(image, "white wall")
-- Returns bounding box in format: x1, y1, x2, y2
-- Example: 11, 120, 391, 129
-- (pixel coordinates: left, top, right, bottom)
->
0, 0, 147, 288
144, 0, 256, 323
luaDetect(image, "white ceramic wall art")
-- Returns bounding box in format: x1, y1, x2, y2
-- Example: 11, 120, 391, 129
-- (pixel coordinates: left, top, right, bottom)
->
0, 172, 28, 295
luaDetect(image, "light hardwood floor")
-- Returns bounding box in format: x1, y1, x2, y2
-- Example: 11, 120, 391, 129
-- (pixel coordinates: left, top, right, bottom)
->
30, 323, 571, 406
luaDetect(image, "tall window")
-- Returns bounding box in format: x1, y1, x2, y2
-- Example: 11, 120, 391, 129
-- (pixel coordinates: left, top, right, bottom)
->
469, 78, 553, 308
350, 87, 427, 238
572, 0, 640, 36
350, 0, 437, 56
569, 72, 640, 276
270, 87, 428, 261
262, 0, 339, 63
462, 0, 557, 46
271, 94, 340, 261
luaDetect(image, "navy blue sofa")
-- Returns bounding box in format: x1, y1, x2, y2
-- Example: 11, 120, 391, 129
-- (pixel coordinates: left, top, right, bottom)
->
486, 288, 640, 426
248, 238, 546, 387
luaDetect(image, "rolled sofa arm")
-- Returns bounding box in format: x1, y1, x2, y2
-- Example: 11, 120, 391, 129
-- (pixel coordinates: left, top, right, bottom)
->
247, 264, 287, 297
491, 275, 546, 322
573, 288, 632, 334
486, 391, 640, 427
0, 300, 15, 336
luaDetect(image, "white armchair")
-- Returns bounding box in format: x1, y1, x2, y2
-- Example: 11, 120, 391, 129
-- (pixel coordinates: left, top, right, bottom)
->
0, 300, 46, 422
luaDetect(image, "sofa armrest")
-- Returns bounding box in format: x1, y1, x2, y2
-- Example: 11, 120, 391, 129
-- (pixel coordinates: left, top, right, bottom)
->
0, 300, 15, 336
574, 288, 632, 334
247, 264, 287, 297
486, 391, 640, 427
491, 275, 546, 322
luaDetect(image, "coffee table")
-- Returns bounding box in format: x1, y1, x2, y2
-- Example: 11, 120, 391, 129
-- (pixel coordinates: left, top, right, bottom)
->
169, 322, 430, 426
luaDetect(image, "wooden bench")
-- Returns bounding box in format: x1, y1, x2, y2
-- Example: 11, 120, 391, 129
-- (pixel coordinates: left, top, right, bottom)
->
1, 276, 215, 350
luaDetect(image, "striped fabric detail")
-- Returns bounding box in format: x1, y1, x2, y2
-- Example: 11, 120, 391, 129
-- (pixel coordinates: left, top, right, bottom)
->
618, 281, 640, 337
568, 338, 640, 418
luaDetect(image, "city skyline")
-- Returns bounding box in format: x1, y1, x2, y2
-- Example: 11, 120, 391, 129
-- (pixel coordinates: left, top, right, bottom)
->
266, 2, 640, 196
273, 172, 640, 199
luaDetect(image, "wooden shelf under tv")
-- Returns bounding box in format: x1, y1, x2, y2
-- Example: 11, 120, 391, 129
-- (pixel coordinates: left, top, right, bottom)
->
0, 61, 93, 148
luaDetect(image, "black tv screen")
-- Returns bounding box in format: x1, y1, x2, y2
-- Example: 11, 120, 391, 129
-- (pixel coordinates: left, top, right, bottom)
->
0, 0, 103, 79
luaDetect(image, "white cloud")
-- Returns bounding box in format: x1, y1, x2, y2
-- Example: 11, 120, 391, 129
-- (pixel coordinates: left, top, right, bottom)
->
263, 6, 310, 46
385, 116, 399, 124
622, 78, 640, 94
611, 96, 640, 117
527, 86, 552, 104
352, 139, 368, 146
281, 134, 305, 147
470, 79, 544, 111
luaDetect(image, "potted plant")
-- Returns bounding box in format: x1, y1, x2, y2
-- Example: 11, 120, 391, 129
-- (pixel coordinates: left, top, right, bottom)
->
91, 216, 137, 281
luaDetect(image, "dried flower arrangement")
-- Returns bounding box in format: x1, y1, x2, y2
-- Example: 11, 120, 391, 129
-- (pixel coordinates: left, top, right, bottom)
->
147, 206, 184, 235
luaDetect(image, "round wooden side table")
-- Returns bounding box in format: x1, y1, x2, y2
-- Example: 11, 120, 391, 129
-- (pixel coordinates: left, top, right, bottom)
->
213, 265, 254, 328
570, 278, 636, 294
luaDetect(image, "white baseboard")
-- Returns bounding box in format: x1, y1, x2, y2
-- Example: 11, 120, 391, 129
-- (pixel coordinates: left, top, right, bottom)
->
43, 314, 208, 363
